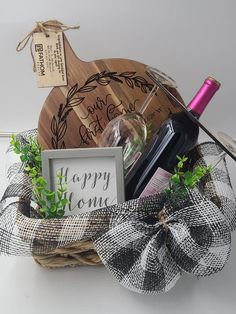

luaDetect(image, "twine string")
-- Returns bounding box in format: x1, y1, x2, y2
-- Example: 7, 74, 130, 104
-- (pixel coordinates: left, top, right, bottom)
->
158, 208, 168, 232
16, 20, 80, 71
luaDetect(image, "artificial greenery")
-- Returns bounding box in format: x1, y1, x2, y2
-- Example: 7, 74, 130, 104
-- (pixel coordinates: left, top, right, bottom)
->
10, 134, 69, 218
10, 134, 212, 218
165, 155, 212, 204
146, 121, 155, 142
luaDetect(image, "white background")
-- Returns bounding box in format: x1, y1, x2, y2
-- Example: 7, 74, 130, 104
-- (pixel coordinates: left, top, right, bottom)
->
0, 1, 236, 313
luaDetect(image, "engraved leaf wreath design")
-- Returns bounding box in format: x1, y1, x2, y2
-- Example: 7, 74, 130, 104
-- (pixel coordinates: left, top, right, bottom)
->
50, 71, 154, 149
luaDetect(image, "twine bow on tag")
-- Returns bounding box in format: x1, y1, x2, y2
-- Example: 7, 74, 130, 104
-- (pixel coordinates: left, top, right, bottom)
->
16, 20, 80, 71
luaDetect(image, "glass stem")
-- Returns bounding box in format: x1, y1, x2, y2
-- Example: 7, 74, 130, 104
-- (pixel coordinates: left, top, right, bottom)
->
139, 84, 159, 115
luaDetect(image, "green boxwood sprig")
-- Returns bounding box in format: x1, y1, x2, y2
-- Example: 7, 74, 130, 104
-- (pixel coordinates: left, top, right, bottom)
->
166, 155, 212, 202
10, 134, 69, 218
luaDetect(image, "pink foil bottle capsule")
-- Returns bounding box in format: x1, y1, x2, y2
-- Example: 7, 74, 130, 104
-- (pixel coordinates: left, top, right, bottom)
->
188, 77, 221, 117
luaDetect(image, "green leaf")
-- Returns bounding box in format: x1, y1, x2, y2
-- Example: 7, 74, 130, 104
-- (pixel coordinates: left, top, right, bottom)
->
20, 155, 27, 162
171, 173, 181, 184
60, 199, 69, 206
57, 191, 62, 199
35, 156, 41, 162
59, 187, 66, 193
51, 205, 57, 213
36, 177, 47, 186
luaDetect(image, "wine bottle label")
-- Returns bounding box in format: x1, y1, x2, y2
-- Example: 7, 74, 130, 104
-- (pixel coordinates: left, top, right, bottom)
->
139, 167, 172, 198
33, 31, 67, 87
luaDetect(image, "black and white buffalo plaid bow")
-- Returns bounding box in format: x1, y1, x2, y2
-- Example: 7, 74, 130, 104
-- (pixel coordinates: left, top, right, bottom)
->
0, 130, 236, 294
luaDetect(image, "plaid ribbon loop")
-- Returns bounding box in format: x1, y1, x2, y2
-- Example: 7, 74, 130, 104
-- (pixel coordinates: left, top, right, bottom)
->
0, 130, 236, 294
94, 194, 231, 294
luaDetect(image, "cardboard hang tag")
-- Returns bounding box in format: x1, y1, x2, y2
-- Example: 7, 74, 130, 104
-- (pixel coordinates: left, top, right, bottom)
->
33, 31, 67, 87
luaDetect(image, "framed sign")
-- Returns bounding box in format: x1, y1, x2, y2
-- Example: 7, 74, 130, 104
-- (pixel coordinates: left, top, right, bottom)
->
42, 147, 124, 215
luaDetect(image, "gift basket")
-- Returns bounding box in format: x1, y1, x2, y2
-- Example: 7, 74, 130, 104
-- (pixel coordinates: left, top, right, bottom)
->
0, 20, 236, 294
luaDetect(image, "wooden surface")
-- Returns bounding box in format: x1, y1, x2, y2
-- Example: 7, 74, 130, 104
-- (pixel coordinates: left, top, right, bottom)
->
38, 35, 182, 150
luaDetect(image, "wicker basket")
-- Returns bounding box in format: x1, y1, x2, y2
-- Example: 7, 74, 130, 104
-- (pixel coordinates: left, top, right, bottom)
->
5, 128, 235, 270
33, 239, 101, 268
2, 135, 235, 295
30, 141, 236, 269
15, 200, 107, 268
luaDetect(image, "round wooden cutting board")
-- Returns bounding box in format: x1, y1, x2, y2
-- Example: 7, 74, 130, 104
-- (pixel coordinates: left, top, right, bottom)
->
38, 35, 182, 150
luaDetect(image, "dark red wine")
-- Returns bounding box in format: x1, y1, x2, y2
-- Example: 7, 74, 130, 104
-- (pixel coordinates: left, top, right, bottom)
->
125, 77, 220, 200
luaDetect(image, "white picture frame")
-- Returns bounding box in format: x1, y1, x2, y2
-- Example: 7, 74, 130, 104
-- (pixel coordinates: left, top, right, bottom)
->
42, 147, 124, 216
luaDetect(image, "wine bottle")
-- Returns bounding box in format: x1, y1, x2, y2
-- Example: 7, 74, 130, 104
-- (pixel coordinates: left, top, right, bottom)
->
125, 76, 221, 200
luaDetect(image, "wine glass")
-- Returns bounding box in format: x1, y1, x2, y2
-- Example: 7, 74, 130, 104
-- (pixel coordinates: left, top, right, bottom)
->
98, 67, 177, 174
